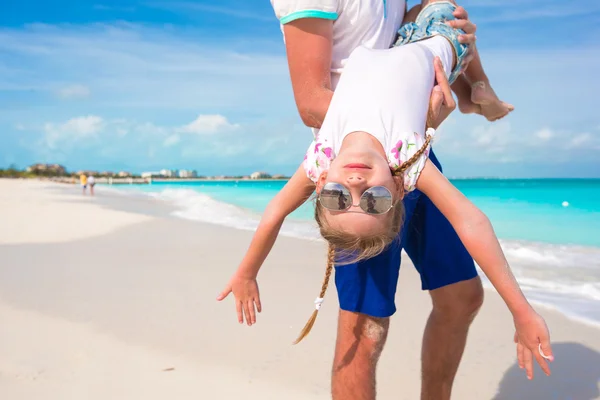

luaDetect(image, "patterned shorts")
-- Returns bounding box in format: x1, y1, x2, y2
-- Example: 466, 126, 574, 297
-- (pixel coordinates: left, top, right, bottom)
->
395, 1, 470, 84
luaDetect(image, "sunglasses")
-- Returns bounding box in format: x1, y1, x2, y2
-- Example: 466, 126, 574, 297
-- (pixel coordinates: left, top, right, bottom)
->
318, 182, 395, 215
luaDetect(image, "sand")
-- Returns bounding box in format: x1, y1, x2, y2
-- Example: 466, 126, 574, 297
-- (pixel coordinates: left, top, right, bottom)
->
0, 178, 599, 399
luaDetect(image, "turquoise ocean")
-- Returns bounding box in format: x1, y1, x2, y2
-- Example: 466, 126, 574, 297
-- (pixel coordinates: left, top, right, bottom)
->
111, 179, 600, 327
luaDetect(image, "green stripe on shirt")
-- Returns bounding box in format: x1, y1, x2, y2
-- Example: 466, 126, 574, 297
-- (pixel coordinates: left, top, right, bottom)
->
280, 10, 338, 24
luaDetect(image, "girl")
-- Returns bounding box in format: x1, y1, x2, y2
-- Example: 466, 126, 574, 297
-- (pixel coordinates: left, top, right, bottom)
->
219, 1, 553, 375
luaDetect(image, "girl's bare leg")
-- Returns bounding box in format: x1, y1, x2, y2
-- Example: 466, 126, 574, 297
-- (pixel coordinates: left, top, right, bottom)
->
464, 47, 514, 121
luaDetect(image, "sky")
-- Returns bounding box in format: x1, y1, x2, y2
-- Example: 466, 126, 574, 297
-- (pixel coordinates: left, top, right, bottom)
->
1, 0, 599, 177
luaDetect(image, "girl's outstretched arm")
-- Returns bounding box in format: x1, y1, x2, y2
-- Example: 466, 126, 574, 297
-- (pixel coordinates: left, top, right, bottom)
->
217, 164, 315, 325
416, 160, 554, 379
235, 164, 315, 278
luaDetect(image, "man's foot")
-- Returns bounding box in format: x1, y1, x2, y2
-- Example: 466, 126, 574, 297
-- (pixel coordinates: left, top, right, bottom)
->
471, 81, 514, 121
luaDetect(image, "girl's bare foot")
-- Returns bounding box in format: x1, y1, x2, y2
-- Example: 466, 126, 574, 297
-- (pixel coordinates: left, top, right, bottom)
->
471, 81, 514, 121
458, 96, 482, 115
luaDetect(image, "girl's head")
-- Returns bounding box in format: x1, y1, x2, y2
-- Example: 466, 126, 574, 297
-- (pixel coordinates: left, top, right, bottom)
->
313, 130, 431, 263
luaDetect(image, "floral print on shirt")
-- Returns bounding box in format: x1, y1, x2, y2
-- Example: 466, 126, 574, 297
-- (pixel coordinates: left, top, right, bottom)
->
304, 136, 334, 182
303, 129, 435, 192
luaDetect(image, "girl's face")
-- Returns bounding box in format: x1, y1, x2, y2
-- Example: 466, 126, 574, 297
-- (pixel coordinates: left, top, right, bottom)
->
316, 140, 401, 237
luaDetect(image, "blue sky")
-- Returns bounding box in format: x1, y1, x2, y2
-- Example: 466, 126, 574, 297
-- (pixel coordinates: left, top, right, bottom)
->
1, 0, 599, 177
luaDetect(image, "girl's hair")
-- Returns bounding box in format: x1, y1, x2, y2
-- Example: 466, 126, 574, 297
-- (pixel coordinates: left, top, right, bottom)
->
293, 131, 433, 344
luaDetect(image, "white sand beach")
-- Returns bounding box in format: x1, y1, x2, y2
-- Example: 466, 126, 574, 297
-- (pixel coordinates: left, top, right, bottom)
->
0, 179, 599, 399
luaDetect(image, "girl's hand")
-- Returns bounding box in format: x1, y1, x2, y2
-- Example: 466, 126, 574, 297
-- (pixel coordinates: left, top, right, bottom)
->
217, 272, 262, 326
513, 309, 554, 380
429, 56, 456, 129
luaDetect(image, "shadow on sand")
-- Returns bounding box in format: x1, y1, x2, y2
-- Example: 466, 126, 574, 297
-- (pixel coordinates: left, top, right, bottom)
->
493, 342, 600, 400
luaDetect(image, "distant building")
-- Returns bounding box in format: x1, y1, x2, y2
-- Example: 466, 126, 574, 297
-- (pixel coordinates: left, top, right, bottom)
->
272, 174, 287, 179
117, 171, 132, 177
178, 169, 198, 178
101, 171, 115, 177
250, 171, 271, 179
160, 169, 177, 178
26, 163, 67, 176
141, 171, 162, 178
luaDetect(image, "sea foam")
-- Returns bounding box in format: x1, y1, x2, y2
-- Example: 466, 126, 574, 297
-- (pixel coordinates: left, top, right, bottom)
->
118, 187, 600, 328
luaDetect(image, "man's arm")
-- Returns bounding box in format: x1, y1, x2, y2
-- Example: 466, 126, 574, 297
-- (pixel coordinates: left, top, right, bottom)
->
282, 18, 334, 128
403, 4, 422, 23
236, 164, 315, 278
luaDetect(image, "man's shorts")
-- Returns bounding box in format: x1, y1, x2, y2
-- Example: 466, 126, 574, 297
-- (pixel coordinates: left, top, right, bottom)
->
334, 151, 478, 318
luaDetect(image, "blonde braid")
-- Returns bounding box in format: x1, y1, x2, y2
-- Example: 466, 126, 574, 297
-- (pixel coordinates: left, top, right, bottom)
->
293, 245, 335, 344
394, 133, 433, 176
394, 105, 435, 176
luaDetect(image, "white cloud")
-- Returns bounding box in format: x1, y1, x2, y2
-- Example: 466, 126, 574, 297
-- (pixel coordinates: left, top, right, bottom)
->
568, 133, 593, 148
436, 120, 600, 165
535, 128, 554, 140
163, 134, 180, 147
116, 127, 128, 136
0, 23, 291, 111
43, 115, 103, 148
14, 123, 26, 131
470, 121, 513, 154
132, 122, 168, 136
57, 84, 91, 99
179, 114, 239, 135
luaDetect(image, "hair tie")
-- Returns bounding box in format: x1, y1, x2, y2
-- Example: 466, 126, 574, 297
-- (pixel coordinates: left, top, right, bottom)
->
314, 297, 324, 310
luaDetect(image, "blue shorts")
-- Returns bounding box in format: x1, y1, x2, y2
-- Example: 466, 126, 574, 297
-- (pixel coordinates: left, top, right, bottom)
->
334, 151, 478, 318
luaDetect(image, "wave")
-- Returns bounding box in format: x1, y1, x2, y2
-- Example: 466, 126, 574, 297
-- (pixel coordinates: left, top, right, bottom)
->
149, 188, 321, 241
115, 187, 600, 328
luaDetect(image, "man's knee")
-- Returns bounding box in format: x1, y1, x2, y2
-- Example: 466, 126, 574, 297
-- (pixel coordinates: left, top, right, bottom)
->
335, 311, 390, 366
430, 277, 484, 323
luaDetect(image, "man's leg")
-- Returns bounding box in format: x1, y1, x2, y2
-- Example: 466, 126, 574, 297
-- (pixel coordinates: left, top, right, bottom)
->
331, 239, 401, 399
332, 310, 390, 400
421, 277, 483, 400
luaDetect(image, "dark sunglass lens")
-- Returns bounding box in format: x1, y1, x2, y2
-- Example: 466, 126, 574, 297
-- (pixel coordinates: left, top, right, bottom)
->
320, 183, 351, 210
360, 186, 393, 214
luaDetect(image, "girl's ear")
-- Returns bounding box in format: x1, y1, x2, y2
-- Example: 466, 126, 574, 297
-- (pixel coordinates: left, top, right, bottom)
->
393, 175, 405, 200
315, 171, 328, 194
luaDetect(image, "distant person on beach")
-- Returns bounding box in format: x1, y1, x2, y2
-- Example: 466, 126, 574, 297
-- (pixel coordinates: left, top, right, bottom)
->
88, 175, 96, 196
79, 174, 87, 195
219, 2, 540, 399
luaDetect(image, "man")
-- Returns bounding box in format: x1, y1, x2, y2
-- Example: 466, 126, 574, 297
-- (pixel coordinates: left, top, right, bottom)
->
270, 1, 483, 399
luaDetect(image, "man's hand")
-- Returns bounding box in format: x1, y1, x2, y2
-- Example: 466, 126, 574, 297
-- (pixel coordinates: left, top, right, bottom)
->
423, 1, 476, 47
429, 56, 456, 129
447, 5, 477, 67
450, 6, 476, 45
513, 309, 554, 380
217, 272, 262, 326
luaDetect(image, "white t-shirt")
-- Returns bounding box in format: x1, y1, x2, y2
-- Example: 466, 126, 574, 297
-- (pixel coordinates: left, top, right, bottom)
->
271, 0, 407, 137
88, 176, 95, 184
303, 36, 453, 191
271, 0, 407, 90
